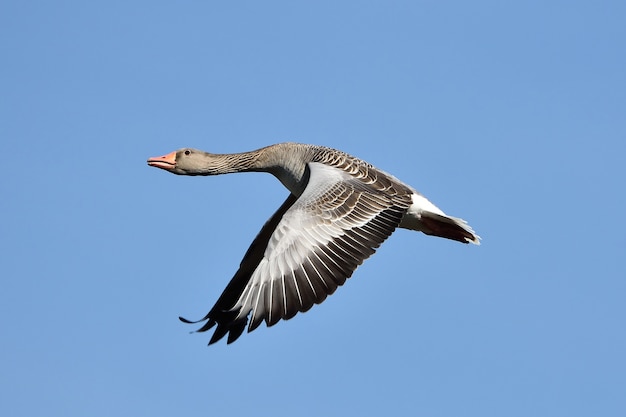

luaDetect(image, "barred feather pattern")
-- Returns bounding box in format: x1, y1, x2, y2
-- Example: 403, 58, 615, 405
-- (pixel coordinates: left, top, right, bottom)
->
190, 157, 414, 344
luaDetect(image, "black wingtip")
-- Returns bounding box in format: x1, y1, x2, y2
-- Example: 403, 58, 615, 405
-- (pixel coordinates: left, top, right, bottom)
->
208, 324, 230, 345
179, 311, 213, 324
179, 316, 196, 324
226, 320, 247, 344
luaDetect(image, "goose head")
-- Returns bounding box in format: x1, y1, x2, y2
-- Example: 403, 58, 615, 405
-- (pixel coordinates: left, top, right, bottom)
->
147, 148, 220, 176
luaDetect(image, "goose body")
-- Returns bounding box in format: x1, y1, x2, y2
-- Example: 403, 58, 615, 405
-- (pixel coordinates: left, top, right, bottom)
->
147, 143, 479, 344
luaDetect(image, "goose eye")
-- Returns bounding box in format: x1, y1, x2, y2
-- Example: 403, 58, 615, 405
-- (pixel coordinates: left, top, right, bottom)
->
184, 150, 191, 156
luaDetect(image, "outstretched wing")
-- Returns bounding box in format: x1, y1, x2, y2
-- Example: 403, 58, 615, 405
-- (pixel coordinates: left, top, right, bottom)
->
182, 162, 412, 344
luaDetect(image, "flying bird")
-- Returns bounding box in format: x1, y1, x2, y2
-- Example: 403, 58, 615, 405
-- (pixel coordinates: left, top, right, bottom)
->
147, 143, 480, 344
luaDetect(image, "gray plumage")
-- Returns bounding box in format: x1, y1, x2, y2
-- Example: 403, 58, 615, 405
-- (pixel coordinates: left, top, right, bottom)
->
147, 142, 479, 344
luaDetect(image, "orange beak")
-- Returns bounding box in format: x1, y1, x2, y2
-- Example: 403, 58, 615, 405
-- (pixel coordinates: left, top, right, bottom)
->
147, 151, 177, 171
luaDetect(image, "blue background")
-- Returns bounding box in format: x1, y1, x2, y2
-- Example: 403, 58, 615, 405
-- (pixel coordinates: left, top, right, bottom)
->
2, 1, 625, 416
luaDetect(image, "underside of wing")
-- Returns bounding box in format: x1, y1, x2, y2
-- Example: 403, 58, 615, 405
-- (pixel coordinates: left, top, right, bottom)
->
179, 194, 298, 344
183, 162, 412, 344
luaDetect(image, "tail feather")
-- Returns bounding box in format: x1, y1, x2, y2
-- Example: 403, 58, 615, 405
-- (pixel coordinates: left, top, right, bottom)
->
419, 211, 481, 245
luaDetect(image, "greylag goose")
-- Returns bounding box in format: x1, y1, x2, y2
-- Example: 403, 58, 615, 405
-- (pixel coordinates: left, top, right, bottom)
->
147, 143, 479, 344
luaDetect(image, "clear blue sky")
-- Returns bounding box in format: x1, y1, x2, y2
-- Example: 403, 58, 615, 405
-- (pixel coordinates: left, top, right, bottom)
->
2, 1, 625, 416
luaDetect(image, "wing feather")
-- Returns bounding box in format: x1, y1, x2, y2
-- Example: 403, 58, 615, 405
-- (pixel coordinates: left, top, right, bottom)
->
184, 162, 412, 344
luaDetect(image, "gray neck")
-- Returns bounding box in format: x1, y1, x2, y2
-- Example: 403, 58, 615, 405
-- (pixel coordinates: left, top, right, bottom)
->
254, 143, 312, 196
195, 143, 314, 196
